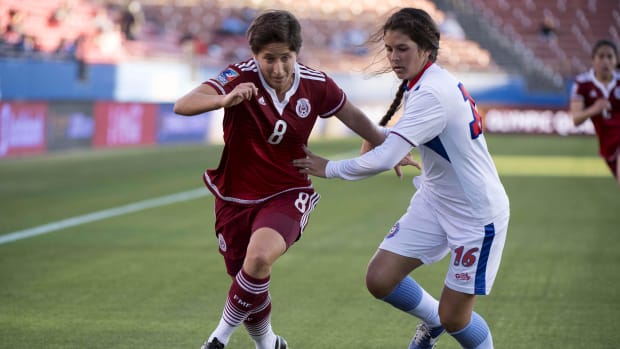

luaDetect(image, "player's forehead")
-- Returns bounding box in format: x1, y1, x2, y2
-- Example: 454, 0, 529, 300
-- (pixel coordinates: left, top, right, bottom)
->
384, 30, 415, 46
256, 42, 295, 58
594, 45, 616, 58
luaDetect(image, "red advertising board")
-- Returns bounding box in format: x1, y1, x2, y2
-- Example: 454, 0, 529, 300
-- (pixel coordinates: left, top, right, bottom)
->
0, 101, 47, 158
93, 102, 157, 148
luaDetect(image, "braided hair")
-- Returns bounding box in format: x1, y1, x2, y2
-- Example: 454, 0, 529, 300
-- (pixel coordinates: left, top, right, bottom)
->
375, 8, 440, 126
379, 80, 407, 126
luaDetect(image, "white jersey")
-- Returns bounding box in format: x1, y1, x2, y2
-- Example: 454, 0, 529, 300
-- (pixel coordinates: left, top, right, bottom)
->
327, 63, 509, 223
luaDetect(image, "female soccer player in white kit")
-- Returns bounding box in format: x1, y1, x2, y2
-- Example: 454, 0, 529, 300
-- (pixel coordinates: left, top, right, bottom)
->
293, 8, 509, 349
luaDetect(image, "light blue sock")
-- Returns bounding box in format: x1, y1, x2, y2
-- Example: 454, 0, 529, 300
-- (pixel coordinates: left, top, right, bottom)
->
381, 276, 441, 328
450, 312, 493, 349
382, 276, 423, 311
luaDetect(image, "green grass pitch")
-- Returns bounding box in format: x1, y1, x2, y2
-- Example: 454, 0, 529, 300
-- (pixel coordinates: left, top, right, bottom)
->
0, 134, 618, 348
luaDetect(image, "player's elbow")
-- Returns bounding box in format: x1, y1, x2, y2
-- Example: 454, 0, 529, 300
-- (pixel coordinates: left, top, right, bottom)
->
173, 102, 192, 116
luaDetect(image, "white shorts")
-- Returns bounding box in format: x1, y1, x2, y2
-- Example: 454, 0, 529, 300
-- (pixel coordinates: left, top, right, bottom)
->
379, 190, 509, 295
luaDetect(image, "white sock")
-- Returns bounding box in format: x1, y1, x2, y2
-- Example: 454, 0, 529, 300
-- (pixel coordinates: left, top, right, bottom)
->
252, 330, 276, 349
208, 318, 236, 345
407, 287, 441, 328
246, 316, 277, 349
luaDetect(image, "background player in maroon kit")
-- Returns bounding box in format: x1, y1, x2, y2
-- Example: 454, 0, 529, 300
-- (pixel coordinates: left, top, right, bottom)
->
174, 9, 395, 349
570, 39, 620, 187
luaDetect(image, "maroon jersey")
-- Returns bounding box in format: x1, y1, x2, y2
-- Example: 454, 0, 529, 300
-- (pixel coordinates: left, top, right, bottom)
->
203, 58, 347, 203
571, 70, 620, 160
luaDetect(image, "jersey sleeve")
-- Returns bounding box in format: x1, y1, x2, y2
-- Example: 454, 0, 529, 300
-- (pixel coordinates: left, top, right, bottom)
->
569, 81, 583, 102
317, 74, 347, 118
325, 134, 413, 180
392, 88, 446, 146
203, 64, 243, 95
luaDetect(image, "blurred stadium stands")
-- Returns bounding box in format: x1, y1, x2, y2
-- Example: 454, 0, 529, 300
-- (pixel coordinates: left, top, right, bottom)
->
2, 0, 616, 82
436, 0, 619, 91
0, 0, 498, 73
0, 0, 610, 157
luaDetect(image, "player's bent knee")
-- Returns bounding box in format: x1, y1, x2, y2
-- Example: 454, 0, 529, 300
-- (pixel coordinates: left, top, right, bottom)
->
365, 271, 395, 299
243, 252, 275, 276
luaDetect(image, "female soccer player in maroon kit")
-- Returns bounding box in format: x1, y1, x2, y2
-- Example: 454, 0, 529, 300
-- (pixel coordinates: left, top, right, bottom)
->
570, 39, 620, 187
174, 9, 398, 349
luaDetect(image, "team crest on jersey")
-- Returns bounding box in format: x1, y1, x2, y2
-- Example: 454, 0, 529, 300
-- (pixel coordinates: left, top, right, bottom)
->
614, 87, 620, 99
295, 98, 311, 118
589, 90, 598, 98
258, 96, 266, 106
385, 222, 400, 239
216, 68, 240, 86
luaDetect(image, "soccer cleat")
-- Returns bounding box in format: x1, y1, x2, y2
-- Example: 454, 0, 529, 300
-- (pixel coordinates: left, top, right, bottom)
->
408, 322, 444, 349
200, 337, 225, 349
274, 335, 288, 349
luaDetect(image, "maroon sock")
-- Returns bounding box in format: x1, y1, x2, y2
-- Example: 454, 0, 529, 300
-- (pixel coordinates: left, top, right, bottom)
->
244, 295, 272, 337
222, 270, 270, 326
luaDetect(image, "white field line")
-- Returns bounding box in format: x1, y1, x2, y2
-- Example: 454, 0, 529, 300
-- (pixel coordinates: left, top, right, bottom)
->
2, 150, 598, 245
0, 151, 358, 246
0, 188, 210, 245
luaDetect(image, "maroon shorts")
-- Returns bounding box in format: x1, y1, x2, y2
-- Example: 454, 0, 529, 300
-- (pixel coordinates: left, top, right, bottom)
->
213, 190, 321, 276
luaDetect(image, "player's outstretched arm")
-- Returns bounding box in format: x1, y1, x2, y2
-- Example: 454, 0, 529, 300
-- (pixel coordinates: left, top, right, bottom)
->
295, 135, 420, 181
174, 83, 258, 116
570, 97, 610, 126
292, 146, 328, 178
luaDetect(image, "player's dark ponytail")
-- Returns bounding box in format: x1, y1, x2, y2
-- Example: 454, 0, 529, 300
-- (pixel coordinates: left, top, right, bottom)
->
379, 80, 407, 126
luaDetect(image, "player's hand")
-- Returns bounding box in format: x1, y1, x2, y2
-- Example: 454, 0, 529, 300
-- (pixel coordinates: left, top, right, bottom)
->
592, 98, 611, 117
394, 153, 421, 179
292, 146, 328, 178
222, 82, 258, 108
361, 140, 420, 179
360, 140, 373, 155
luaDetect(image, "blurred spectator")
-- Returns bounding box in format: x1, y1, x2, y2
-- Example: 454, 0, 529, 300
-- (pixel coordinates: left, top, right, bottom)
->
440, 12, 465, 39
329, 26, 368, 56
217, 9, 249, 36
120, 1, 143, 40
54, 37, 79, 60
18, 34, 42, 56
6, 8, 25, 36
53, 34, 89, 81
74, 34, 88, 81
344, 26, 369, 55
48, 0, 75, 27
1, 24, 23, 52
2, 9, 26, 56
93, 7, 115, 33
539, 11, 557, 42
178, 31, 207, 80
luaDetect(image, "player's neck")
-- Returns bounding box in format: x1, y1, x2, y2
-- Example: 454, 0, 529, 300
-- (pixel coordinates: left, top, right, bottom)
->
274, 75, 294, 101
595, 71, 613, 85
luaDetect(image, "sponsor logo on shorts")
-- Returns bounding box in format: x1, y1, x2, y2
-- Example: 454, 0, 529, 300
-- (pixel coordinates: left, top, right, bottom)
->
385, 222, 400, 239
216, 68, 240, 86
455, 272, 471, 281
217, 233, 227, 252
